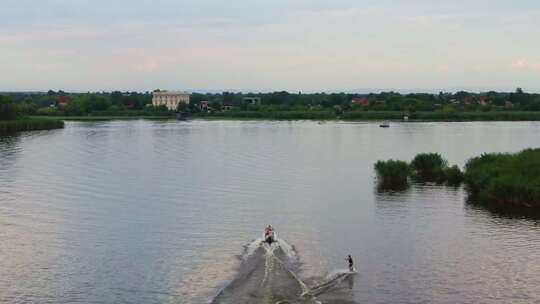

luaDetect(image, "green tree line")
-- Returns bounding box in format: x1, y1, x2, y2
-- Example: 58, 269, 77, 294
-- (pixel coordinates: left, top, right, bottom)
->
2, 88, 540, 117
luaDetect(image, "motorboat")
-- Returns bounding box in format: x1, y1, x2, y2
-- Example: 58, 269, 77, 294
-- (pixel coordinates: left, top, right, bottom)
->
379, 122, 390, 128
264, 226, 277, 245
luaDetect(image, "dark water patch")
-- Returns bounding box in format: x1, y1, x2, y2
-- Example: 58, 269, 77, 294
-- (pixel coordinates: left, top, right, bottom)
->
465, 196, 540, 221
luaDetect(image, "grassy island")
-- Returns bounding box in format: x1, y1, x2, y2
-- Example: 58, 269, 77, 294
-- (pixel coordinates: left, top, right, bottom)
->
1, 96, 63, 134
464, 149, 540, 211
376, 149, 540, 213
375, 153, 464, 190
374, 160, 411, 190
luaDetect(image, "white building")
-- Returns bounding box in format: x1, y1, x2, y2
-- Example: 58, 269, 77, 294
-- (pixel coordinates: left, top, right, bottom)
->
152, 91, 190, 110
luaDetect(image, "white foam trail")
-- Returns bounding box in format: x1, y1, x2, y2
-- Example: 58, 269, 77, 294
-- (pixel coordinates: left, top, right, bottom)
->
310, 269, 354, 296
276, 239, 297, 260
261, 243, 312, 297
261, 243, 275, 286
243, 238, 264, 260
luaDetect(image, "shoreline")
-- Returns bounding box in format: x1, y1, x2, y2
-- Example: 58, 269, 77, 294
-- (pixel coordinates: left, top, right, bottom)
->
30, 115, 175, 121
29, 111, 540, 122
0, 118, 64, 133
195, 111, 540, 121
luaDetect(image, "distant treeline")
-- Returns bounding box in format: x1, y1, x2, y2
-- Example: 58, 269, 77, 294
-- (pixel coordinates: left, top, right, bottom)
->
189, 88, 540, 112
0, 95, 63, 133
465, 148, 540, 213
2, 88, 540, 117
0, 118, 64, 133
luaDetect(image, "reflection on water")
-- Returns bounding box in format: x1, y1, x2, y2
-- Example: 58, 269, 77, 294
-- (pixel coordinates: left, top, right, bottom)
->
465, 196, 540, 220
0, 134, 21, 176
374, 183, 540, 303
1, 120, 540, 304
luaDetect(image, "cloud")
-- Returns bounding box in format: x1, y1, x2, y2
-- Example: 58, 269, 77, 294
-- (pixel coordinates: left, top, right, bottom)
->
511, 58, 540, 71
1, 0, 540, 91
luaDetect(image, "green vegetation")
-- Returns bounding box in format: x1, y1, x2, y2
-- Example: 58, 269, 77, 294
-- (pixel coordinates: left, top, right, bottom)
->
188, 88, 540, 113
31, 115, 172, 121
409, 153, 465, 185
0, 118, 64, 133
411, 153, 448, 181
1, 95, 18, 120
342, 111, 540, 121
0, 95, 63, 133
196, 110, 540, 121
464, 149, 540, 211
375, 153, 464, 189
374, 160, 411, 190
196, 110, 335, 120
2, 87, 540, 121
444, 165, 465, 186
376, 149, 539, 212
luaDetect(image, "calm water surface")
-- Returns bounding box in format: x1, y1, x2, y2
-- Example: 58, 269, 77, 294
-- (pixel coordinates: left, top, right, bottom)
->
1, 120, 540, 304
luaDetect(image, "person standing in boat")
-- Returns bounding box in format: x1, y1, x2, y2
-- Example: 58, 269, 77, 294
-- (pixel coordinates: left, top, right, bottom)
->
346, 255, 354, 272
265, 225, 272, 237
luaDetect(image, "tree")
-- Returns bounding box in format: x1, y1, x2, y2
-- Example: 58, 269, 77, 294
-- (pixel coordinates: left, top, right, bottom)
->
509, 87, 531, 105
411, 153, 448, 181
110, 91, 123, 106
0, 96, 17, 120
177, 102, 189, 113
222, 91, 235, 105
90, 95, 111, 111
15, 100, 37, 115
64, 99, 86, 116
454, 91, 471, 101
210, 101, 222, 111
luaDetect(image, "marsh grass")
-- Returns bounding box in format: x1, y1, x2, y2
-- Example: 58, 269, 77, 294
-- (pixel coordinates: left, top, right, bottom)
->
374, 160, 411, 190
464, 149, 540, 210
0, 118, 64, 133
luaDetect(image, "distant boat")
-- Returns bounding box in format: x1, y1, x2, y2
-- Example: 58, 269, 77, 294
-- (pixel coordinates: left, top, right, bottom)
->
379, 122, 390, 128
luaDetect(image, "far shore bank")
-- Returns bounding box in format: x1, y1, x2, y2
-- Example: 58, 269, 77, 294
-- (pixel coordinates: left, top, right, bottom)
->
0, 118, 64, 134
31, 115, 175, 121
196, 111, 540, 121
30, 111, 540, 122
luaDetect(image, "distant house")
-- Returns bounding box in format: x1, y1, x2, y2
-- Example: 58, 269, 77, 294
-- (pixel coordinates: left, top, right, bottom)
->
222, 102, 234, 111
152, 90, 190, 110
463, 96, 474, 105
243, 97, 261, 105
200, 101, 210, 111
478, 96, 490, 106
505, 101, 514, 109
56, 95, 72, 107
351, 97, 369, 106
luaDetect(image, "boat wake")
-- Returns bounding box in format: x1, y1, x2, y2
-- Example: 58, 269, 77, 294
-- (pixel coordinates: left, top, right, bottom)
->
211, 238, 356, 304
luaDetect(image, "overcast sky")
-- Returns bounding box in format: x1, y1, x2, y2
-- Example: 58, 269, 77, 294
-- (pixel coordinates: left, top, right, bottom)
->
1, 0, 539, 92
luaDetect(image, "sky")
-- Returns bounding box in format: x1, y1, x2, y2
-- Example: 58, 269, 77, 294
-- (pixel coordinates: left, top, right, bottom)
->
1, 0, 539, 93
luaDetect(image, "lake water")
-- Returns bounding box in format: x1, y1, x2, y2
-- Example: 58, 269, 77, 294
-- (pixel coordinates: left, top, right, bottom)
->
1, 120, 540, 304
